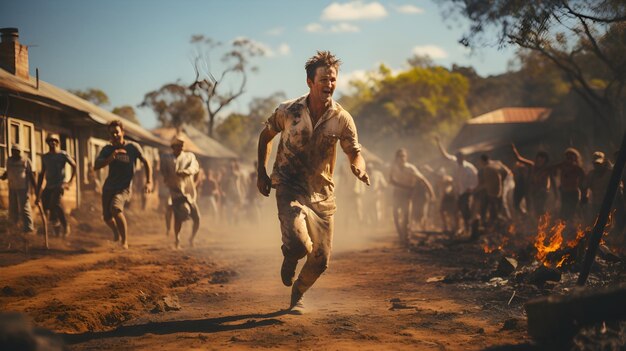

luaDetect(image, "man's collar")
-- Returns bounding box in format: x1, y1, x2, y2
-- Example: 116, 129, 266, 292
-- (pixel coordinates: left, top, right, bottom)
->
299, 94, 339, 111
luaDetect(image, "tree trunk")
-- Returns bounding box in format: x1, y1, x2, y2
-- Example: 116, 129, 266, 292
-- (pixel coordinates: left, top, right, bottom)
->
207, 102, 214, 137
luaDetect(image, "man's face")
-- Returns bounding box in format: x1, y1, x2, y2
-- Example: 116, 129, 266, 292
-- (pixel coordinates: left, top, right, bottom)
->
565, 152, 577, 164
536, 155, 547, 167
171, 143, 183, 156
307, 66, 337, 105
109, 126, 124, 145
397, 151, 407, 164
47, 138, 59, 151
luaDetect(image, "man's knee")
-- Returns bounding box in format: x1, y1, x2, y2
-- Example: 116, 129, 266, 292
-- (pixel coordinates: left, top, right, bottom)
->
316, 258, 330, 275
282, 241, 309, 260
111, 206, 124, 218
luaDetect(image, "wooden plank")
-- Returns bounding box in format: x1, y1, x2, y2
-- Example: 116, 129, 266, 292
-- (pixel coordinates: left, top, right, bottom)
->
525, 284, 626, 341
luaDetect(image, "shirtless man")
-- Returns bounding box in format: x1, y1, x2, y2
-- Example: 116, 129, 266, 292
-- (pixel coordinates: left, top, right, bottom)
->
435, 137, 478, 235
511, 144, 553, 219
389, 148, 435, 243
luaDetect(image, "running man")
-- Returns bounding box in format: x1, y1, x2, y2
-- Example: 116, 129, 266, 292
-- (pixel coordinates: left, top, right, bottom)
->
36, 134, 76, 237
256, 51, 369, 314
160, 137, 201, 249
95, 120, 152, 249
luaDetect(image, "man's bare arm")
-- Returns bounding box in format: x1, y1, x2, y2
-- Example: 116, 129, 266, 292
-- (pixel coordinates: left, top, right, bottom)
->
35, 164, 46, 202
94, 149, 125, 171
435, 137, 456, 162
66, 156, 77, 186
417, 173, 436, 199
139, 155, 153, 192
257, 127, 277, 196
511, 143, 534, 166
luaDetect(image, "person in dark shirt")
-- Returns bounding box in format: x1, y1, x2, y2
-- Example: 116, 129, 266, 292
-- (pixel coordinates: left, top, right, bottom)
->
95, 120, 152, 249
36, 133, 77, 237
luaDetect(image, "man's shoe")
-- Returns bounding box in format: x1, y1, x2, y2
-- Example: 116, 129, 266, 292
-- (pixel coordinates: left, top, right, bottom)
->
281, 257, 297, 287
289, 283, 305, 315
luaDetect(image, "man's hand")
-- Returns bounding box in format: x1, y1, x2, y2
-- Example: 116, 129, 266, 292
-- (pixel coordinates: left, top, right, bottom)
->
112, 148, 127, 159
144, 181, 153, 194
351, 164, 370, 186
257, 171, 272, 197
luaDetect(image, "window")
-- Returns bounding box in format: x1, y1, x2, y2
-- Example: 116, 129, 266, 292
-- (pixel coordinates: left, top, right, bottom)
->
23, 124, 32, 159
34, 129, 44, 172
9, 122, 19, 145
0, 117, 6, 168
88, 137, 109, 186
7, 118, 35, 166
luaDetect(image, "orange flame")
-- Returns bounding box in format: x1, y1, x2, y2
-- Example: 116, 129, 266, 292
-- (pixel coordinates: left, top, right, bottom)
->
508, 224, 516, 235
566, 224, 588, 249
556, 254, 569, 268
534, 213, 566, 267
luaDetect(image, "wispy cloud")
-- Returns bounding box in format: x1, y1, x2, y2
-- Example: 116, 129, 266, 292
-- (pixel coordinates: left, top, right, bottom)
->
393, 4, 424, 14
331, 23, 360, 33
412, 45, 448, 59
321, 1, 387, 21
305, 22, 360, 34
337, 64, 404, 93
266, 27, 285, 36
277, 43, 291, 56
336, 69, 368, 93
234, 37, 290, 58
305, 23, 324, 33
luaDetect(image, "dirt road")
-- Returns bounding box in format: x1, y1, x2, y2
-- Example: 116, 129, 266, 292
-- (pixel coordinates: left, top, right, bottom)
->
0, 208, 529, 350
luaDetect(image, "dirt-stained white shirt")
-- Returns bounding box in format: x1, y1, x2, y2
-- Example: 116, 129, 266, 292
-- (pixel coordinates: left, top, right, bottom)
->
266, 94, 361, 203
161, 151, 200, 203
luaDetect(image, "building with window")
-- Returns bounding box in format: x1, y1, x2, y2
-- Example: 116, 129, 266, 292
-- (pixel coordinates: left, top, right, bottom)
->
0, 27, 168, 211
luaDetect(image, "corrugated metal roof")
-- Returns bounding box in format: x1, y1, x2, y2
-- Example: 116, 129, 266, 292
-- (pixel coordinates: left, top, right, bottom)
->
467, 107, 552, 125
0, 68, 167, 146
151, 128, 210, 158
181, 124, 239, 159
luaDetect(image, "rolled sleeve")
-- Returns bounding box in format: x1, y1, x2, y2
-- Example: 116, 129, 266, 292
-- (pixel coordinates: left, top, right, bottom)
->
265, 108, 285, 133
339, 114, 361, 156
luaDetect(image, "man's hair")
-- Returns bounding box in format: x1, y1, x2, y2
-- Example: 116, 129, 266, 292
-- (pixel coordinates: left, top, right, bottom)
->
480, 154, 490, 162
108, 120, 124, 131
395, 148, 407, 158
305, 51, 341, 81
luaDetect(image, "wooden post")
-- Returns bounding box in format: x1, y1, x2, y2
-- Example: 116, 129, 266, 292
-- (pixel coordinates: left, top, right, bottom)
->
577, 130, 626, 285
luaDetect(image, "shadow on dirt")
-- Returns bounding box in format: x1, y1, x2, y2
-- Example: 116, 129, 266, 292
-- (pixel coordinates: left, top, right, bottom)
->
61, 309, 290, 344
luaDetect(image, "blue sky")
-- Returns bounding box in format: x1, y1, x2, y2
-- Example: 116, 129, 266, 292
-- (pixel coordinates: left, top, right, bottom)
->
2, 0, 515, 129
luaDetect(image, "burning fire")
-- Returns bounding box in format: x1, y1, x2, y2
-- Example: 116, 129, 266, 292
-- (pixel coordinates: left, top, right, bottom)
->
483, 234, 509, 254
556, 254, 569, 268
534, 213, 565, 266
533, 210, 618, 267
567, 224, 588, 249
